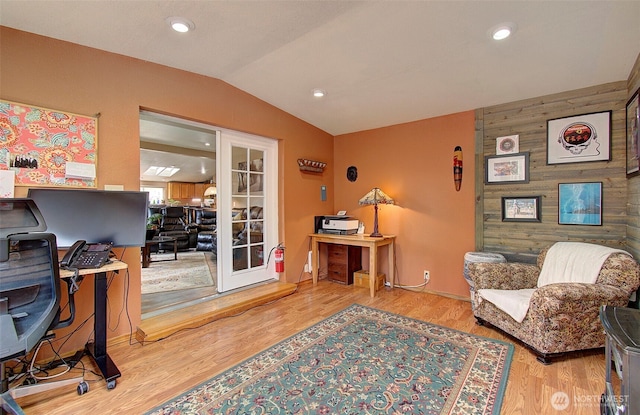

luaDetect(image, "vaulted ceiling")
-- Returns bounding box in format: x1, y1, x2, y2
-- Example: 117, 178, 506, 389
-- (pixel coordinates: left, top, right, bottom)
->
2, 1, 639, 137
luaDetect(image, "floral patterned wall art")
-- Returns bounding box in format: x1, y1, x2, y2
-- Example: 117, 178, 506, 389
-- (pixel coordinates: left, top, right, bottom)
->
0, 100, 98, 188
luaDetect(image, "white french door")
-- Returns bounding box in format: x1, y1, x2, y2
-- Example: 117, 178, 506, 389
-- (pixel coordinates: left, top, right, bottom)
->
217, 130, 279, 292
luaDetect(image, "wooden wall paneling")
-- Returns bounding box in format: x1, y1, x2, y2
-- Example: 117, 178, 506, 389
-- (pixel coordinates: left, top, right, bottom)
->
477, 81, 629, 256
627, 53, 640, 259
474, 108, 485, 250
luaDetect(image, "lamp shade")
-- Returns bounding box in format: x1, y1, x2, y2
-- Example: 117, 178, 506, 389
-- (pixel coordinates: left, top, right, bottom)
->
204, 186, 217, 197
358, 187, 394, 237
358, 188, 394, 206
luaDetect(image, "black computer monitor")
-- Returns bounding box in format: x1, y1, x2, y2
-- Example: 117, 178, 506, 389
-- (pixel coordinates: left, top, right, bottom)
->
27, 188, 149, 248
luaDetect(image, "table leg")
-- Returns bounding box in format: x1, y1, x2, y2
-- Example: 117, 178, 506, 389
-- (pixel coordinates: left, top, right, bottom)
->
369, 242, 377, 297
173, 239, 177, 260
141, 245, 151, 268
86, 271, 121, 389
311, 239, 319, 284
388, 240, 395, 289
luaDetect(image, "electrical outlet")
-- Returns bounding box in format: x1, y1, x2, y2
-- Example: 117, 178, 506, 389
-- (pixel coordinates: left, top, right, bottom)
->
423, 270, 430, 283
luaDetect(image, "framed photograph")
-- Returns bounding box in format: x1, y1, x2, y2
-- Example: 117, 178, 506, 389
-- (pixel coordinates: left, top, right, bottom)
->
547, 111, 611, 165
558, 182, 602, 226
485, 152, 529, 184
626, 87, 640, 177
496, 134, 519, 155
501, 196, 541, 222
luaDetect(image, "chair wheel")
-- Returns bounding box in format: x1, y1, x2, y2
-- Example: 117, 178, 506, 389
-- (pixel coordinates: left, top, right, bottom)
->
107, 379, 117, 390
77, 381, 89, 395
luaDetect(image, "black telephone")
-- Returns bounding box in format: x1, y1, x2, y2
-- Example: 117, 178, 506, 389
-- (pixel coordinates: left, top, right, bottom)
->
60, 240, 113, 269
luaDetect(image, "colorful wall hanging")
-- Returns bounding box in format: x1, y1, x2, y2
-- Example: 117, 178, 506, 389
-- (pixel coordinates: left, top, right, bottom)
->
453, 146, 463, 191
0, 100, 98, 188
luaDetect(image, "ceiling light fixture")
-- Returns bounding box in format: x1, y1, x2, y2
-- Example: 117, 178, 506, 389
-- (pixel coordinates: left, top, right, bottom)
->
490, 23, 516, 40
312, 88, 326, 98
143, 166, 180, 177
166, 17, 195, 33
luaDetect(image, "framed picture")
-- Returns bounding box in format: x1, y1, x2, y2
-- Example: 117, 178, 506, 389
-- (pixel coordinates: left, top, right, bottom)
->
485, 152, 529, 184
501, 196, 541, 222
558, 182, 602, 226
547, 111, 611, 165
496, 134, 519, 155
626, 87, 640, 177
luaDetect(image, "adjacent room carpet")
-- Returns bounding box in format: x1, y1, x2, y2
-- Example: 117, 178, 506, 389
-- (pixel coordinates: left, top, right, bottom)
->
146, 304, 513, 415
141, 251, 216, 294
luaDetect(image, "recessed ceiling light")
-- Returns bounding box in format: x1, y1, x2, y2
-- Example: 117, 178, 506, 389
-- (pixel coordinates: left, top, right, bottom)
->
490, 23, 516, 40
312, 88, 326, 98
166, 17, 195, 33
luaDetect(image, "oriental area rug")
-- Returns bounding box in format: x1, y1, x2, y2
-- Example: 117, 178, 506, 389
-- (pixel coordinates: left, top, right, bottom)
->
141, 251, 216, 294
146, 304, 513, 415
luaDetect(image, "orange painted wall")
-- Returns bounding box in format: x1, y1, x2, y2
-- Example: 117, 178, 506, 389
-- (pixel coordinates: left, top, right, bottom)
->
1, 27, 333, 354
1, 27, 476, 358
334, 112, 476, 297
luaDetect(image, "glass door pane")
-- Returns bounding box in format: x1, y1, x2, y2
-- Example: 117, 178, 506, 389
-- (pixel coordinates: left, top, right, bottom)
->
231, 146, 265, 272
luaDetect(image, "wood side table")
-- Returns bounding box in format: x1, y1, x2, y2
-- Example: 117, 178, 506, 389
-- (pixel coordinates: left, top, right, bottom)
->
310, 233, 396, 297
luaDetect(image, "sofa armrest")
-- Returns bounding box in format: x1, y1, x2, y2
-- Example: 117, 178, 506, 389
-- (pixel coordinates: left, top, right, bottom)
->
531, 283, 629, 318
469, 262, 538, 290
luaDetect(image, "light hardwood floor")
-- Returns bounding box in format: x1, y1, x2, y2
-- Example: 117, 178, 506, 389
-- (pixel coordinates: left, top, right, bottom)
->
16, 280, 610, 414
141, 284, 219, 318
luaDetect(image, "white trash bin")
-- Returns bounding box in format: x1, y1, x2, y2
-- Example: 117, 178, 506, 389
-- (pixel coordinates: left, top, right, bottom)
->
463, 252, 506, 310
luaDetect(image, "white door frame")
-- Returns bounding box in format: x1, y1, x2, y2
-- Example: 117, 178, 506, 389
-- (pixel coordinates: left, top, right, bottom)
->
217, 129, 279, 292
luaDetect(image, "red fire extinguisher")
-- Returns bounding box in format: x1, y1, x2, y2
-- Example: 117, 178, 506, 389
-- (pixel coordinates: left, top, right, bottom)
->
274, 244, 285, 273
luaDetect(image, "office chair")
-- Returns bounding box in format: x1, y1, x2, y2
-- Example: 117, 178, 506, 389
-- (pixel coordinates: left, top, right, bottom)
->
1, 199, 88, 415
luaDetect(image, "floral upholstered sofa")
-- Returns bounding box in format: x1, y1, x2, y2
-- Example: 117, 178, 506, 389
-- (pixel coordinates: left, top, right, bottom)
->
468, 243, 640, 364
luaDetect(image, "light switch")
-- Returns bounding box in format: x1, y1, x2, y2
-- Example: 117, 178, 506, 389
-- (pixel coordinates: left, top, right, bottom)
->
321, 185, 327, 201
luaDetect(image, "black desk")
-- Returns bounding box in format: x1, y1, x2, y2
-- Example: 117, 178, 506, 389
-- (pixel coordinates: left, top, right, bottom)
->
60, 260, 128, 390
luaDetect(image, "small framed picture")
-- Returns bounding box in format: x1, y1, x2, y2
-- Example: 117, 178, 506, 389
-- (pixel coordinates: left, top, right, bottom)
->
558, 182, 602, 226
501, 196, 541, 222
496, 134, 519, 155
626, 87, 640, 177
547, 111, 611, 164
485, 152, 529, 184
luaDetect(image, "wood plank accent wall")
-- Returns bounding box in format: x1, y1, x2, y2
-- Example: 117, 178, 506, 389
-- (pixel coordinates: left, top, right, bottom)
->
627, 53, 640, 259
475, 81, 630, 256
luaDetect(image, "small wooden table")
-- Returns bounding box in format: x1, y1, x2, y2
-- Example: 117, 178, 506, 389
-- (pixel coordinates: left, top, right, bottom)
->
310, 233, 396, 297
141, 236, 177, 268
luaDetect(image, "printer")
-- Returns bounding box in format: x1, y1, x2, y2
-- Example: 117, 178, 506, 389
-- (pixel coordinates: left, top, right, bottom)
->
314, 215, 359, 235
